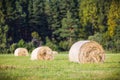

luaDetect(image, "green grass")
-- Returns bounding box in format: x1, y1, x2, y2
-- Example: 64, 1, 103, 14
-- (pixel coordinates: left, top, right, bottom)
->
0, 52, 120, 80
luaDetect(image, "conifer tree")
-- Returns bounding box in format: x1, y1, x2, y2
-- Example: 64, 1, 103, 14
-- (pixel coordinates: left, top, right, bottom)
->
60, 11, 79, 44
0, 7, 9, 53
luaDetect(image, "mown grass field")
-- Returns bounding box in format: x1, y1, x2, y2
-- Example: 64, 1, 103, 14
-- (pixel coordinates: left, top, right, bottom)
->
0, 52, 120, 80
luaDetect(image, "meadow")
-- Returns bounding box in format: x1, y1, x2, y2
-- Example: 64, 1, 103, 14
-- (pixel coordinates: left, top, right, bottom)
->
0, 52, 120, 80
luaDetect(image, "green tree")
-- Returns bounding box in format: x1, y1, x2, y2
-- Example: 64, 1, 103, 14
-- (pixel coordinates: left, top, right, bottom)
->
59, 11, 80, 50
0, 9, 9, 53
29, 0, 49, 40
79, 0, 98, 33
45, 0, 61, 41
59, 0, 79, 19
3, 0, 30, 42
107, 0, 120, 37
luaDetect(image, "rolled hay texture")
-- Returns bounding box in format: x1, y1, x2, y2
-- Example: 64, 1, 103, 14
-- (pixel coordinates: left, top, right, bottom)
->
69, 41, 105, 63
31, 46, 54, 60
14, 48, 29, 56
52, 51, 58, 55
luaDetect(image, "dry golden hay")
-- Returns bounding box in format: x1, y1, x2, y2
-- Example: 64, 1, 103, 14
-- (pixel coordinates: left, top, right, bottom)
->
14, 48, 29, 56
69, 41, 105, 63
31, 46, 54, 60
52, 51, 58, 55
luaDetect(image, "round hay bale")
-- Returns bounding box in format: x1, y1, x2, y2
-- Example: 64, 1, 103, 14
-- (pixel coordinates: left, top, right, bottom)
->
52, 51, 58, 55
14, 48, 29, 56
69, 41, 105, 63
31, 46, 54, 60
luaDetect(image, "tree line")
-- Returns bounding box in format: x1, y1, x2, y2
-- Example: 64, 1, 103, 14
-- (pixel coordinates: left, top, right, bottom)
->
0, 0, 120, 53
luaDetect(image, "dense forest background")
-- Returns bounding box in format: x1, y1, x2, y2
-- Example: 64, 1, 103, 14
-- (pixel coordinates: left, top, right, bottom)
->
0, 0, 120, 53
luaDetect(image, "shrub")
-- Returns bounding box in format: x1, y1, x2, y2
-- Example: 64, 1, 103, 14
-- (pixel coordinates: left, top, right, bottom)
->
45, 37, 58, 51
17, 39, 26, 47
26, 42, 35, 53
59, 41, 71, 51
112, 25, 120, 52
88, 33, 103, 44
10, 43, 17, 53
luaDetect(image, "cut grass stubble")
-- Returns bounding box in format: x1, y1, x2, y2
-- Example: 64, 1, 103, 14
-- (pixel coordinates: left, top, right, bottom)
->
0, 53, 120, 80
